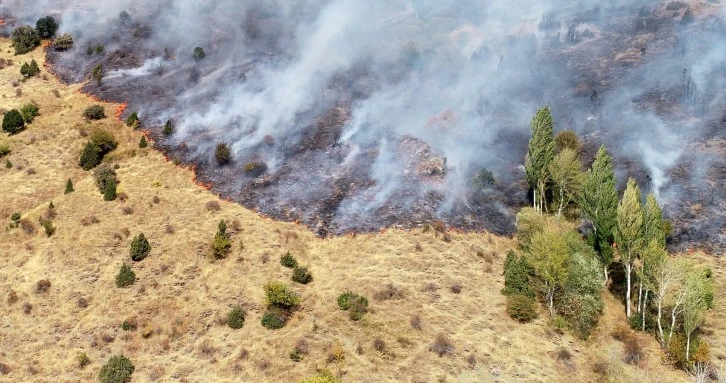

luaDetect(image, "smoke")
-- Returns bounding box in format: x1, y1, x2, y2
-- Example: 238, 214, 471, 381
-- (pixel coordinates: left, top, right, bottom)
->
4, 0, 725, 245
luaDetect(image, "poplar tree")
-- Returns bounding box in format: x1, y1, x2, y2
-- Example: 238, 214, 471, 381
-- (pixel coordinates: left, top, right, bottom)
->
637, 193, 666, 317
524, 106, 555, 214
527, 226, 570, 317
682, 268, 712, 361
643, 193, 665, 246
548, 148, 583, 217
616, 178, 643, 318
580, 146, 618, 281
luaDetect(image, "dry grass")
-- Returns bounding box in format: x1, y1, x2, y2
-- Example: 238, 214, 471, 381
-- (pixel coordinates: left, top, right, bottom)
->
0, 39, 700, 383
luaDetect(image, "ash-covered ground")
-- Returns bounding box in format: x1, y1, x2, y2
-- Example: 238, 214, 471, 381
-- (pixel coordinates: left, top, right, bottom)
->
2, 0, 724, 251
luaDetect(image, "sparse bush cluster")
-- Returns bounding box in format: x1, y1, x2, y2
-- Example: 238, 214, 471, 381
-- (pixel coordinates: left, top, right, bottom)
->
79, 129, 117, 170
11, 26, 41, 55
280, 252, 297, 268
52, 33, 74, 50
261, 282, 299, 330
337, 292, 369, 321
20, 59, 40, 77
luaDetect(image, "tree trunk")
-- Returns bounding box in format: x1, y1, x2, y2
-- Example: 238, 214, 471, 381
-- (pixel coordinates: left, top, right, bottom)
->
657, 297, 664, 345
557, 185, 564, 217
637, 283, 643, 315
547, 288, 555, 317
625, 263, 632, 318
641, 291, 648, 332
686, 333, 691, 361
604, 265, 608, 285
668, 309, 677, 346
533, 188, 537, 210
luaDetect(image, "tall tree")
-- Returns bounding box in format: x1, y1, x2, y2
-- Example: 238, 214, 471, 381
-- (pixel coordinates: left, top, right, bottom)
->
640, 239, 666, 332
638, 193, 666, 316
548, 148, 583, 217
682, 268, 712, 361
527, 226, 570, 317
580, 146, 618, 281
524, 106, 555, 214
616, 178, 643, 318
654, 256, 685, 345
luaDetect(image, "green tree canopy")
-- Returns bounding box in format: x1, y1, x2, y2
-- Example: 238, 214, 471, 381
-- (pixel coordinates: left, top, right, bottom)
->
35, 16, 58, 38
2, 109, 25, 134
616, 177, 643, 318
11, 26, 41, 55
548, 148, 583, 217
527, 225, 570, 317
524, 106, 555, 213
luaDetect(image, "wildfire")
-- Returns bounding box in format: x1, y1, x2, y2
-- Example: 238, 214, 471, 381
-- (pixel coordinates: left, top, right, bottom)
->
115, 103, 128, 122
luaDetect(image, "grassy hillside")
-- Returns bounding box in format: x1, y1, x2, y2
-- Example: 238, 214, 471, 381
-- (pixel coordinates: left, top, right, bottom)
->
0, 40, 708, 383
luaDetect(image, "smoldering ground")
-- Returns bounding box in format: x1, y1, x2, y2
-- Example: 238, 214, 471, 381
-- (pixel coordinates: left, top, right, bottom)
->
3, 0, 724, 250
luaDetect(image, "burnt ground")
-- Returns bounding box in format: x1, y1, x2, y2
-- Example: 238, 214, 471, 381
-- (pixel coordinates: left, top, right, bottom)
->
7, 2, 724, 250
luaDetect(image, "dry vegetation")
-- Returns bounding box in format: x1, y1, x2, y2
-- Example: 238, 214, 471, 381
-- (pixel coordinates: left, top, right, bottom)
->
0, 38, 720, 383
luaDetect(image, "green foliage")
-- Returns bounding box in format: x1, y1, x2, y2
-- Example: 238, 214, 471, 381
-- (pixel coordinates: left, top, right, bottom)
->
92, 64, 103, 84
227, 306, 246, 329
138, 136, 147, 148
527, 225, 571, 316
0, 141, 9, 157
35, 16, 58, 38
93, 166, 117, 193
103, 179, 117, 201
98, 354, 134, 383
11, 26, 41, 55
298, 370, 341, 383
616, 178, 644, 264
264, 282, 300, 308
193, 46, 206, 61
292, 266, 313, 284
5, 159, 12, 168
163, 119, 173, 135
337, 292, 359, 310
20, 62, 29, 76
506, 294, 538, 323
52, 33, 74, 50
28, 59, 40, 76
642, 194, 666, 247
2, 109, 25, 134
130, 233, 151, 261
515, 207, 546, 252
125, 112, 139, 127
115, 263, 135, 288
84, 105, 106, 120
20, 103, 39, 124
90, 129, 118, 152
215, 142, 231, 165
95, 44, 105, 54
261, 308, 287, 329
40, 218, 55, 237
502, 250, 535, 298
280, 252, 297, 268
580, 145, 618, 268
524, 106, 555, 213
337, 292, 369, 321
79, 142, 103, 170
209, 220, 231, 260
555, 130, 582, 154
548, 148, 583, 216
472, 168, 496, 189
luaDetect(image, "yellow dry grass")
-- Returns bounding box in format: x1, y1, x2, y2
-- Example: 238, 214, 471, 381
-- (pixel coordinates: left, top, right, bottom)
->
0, 40, 697, 383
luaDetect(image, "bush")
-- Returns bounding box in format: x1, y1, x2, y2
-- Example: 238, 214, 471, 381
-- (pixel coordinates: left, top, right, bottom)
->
280, 252, 297, 268
35, 16, 58, 38
506, 294, 538, 322
209, 220, 231, 260
337, 292, 359, 310
348, 296, 369, 321
292, 266, 313, 284
502, 250, 535, 298
163, 119, 173, 135
125, 112, 139, 127
0, 141, 10, 157
40, 218, 55, 237
429, 333, 455, 357
472, 168, 496, 189
130, 233, 151, 261
36, 279, 51, 294
264, 282, 300, 308
20, 103, 39, 124
227, 306, 246, 329
79, 142, 102, 170
103, 179, 117, 201
53, 33, 73, 50
65, 179, 74, 194
215, 142, 231, 165
93, 166, 117, 194
11, 26, 40, 55
84, 105, 106, 120
2, 109, 25, 134
98, 354, 134, 383
193, 46, 206, 61
515, 207, 546, 251
139, 136, 147, 148
298, 370, 341, 383
89, 129, 117, 152
555, 130, 582, 154
115, 263, 135, 288
261, 308, 287, 330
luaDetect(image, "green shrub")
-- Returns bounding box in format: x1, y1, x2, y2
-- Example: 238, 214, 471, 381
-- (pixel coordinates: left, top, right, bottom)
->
163, 119, 173, 135
120, 319, 137, 331
79, 142, 103, 170
20, 104, 39, 124
98, 354, 134, 383
21, 62, 29, 76
209, 220, 231, 260
215, 142, 231, 165
139, 136, 147, 148
515, 207, 546, 251
28, 59, 39, 76
298, 370, 341, 383
193, 46, 206, 61
95, 44, 105, 54
502, 250, 535, 298
2, 109, 25, 134
52, 33, 73, 50
348, 296, 369, 321
337, 292, 359, 310
227, 306, 246, 329
92, 64, 103, 84
130, 233, 151, 261
280, 252, 297, 268
472, 168, 496, 189
125, 112, 139, 127
89, 129, 118, 152
36, 16, 58, 38
261, 308, 286, 330
83, 105, 106, 120
11, 26, 40, 55
292, 266, 313, 284
0, 141, 10, 157
264, 282, 300, 308
103, 179, 117, 201
40, 218, 55, 237
506, 294, 537, 323
93, 166, 117, 194
5, 159, 12, 169
115, 263, 135, 288
65, 179, 74, 194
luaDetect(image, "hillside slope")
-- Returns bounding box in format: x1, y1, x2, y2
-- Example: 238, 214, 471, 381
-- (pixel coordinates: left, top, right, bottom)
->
0, 41, 698, 383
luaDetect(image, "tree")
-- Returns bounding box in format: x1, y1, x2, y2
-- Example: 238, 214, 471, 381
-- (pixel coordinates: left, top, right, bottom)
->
643, 194, 666, 247
524, 106, 555, 213
92, 64, 103, 84
138, 136, 147, 148
547, 148, 583, 216
11, 26, 41, 55
115, 263, 135, 288
99, 354, 134, 383
555, 130, 582, 154
94, 166, 117, 193
193, 46, 206, 61
125, 112, 139, 128
682, 268, 711, 361
20, 62, 29, 77
215, 142, 231, 165
35, 16, 58, 38
163, 119, 174, 135
52, 33, 73, 50
638, 193, 666, 318
209, 220, 231, 260
20, 103, 39, 123
28, 59, 40, 76
2, 109, 25, 134
649, 241, 676, 345
580, 145, 618, 281
79, 142, 102, 170
527, 226, 570, 317
64, 179, 74, 194
83, 105, 106, 120
616, 178, 644, 318
130, 233, 151, 261
502, 250, 535, 298
103, 179, 117, 201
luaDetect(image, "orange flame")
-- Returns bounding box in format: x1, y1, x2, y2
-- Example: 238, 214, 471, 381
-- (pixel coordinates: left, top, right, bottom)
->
115, 103, 128, 122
